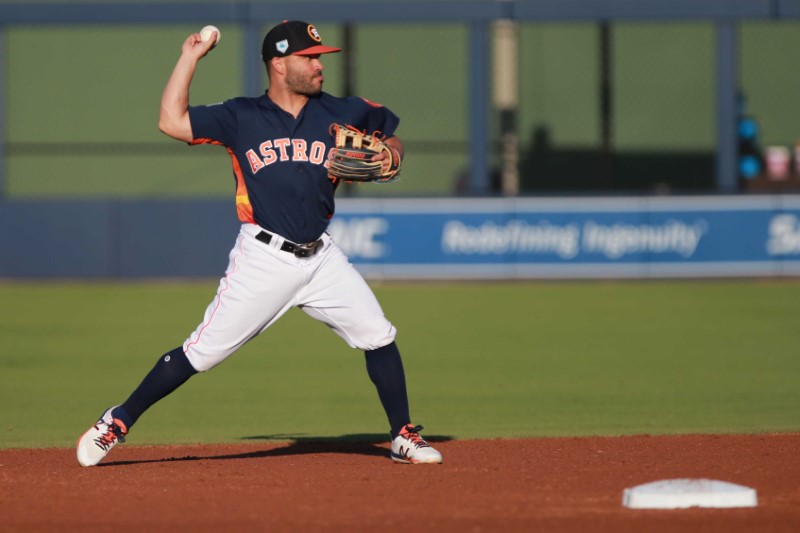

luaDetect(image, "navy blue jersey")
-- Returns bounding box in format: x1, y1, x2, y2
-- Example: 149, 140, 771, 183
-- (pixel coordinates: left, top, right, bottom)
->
188, 92, 399, 244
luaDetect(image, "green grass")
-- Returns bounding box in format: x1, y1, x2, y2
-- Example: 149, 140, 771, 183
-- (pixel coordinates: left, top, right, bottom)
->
1, 280, 799, 449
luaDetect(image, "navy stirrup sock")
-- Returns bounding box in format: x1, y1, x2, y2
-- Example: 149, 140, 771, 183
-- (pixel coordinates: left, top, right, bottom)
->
113, 346, 198, 429
364, 342, 411, 437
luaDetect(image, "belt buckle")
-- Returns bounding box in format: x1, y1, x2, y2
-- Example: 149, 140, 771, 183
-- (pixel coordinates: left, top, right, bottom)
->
293, 240, 321, 258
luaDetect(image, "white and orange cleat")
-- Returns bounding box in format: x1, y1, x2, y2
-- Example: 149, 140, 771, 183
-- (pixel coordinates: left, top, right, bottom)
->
390, 424, 443, 464
76, 406, 128, 467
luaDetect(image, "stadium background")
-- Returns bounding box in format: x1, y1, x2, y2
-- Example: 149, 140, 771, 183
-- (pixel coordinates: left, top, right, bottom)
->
1, 0, 800, 278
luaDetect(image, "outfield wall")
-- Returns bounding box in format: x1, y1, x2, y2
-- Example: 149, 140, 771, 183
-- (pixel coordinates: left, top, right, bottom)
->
2, 196, 799, 279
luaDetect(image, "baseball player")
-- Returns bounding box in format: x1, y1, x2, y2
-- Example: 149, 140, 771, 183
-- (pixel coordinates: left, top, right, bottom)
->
77, 20, 442, 466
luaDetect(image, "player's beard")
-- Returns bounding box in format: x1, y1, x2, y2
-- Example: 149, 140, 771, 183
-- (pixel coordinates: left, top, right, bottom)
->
286, 70, 323, 97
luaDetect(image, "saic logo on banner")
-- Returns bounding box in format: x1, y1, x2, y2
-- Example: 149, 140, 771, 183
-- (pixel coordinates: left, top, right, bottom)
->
766, 214, 800, 255
328, 217, 389, 259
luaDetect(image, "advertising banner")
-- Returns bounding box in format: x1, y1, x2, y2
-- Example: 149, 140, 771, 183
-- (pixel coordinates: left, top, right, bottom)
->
329, 196, 800, 279
2, 196, 799, 278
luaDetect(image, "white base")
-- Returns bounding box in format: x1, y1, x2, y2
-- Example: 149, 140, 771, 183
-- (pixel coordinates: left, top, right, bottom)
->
623, 479, 757, 509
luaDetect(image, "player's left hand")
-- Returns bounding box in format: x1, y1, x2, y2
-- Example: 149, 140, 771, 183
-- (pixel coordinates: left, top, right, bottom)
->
371, 138, 403, 174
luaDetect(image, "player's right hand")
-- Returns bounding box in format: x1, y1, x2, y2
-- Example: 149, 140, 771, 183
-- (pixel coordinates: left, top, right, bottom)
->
181, 33, 216, 61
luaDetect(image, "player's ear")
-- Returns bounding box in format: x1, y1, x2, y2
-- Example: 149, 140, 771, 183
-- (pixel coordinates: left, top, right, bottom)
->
269, 57, 286, 76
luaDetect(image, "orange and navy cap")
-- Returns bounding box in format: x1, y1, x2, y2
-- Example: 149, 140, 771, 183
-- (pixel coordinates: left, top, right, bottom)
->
261, 20, 341, 61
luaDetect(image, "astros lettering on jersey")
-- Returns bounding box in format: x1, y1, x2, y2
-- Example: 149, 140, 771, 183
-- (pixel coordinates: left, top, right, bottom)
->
189, 93, 399, 244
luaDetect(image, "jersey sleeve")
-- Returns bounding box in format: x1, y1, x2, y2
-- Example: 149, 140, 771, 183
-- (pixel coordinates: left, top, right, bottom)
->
188, 100, 239, 147
351, 97, 400, 139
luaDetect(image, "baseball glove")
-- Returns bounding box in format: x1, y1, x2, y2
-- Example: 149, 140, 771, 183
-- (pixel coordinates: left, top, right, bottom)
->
328, 124, 402, 184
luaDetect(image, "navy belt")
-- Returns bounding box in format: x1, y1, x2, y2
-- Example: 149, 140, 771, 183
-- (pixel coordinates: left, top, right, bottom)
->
255, 231, 323, 258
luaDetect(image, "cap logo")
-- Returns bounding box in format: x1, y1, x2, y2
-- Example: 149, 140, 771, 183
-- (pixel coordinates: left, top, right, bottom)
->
307, 25, 322, 43
275, 39, 289, 54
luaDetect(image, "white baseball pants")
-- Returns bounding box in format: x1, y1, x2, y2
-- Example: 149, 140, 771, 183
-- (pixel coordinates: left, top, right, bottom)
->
183, 223, 397, 372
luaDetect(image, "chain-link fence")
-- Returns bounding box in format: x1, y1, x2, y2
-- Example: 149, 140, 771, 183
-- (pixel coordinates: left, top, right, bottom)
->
2, 5, 799, 198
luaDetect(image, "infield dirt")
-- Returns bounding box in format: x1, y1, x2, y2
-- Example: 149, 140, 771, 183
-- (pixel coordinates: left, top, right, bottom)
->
1, 434, 798, 532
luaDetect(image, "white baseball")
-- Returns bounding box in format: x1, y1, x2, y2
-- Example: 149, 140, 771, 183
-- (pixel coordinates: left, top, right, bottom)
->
200, 25, 220, 46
